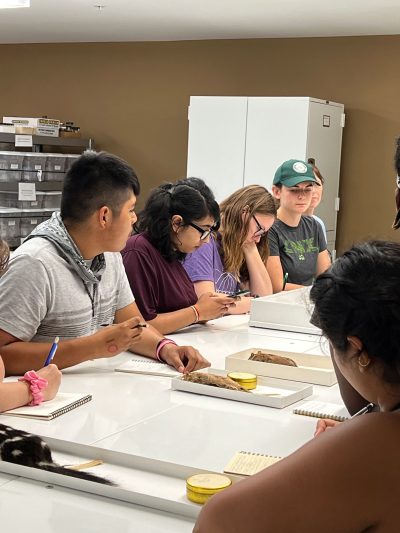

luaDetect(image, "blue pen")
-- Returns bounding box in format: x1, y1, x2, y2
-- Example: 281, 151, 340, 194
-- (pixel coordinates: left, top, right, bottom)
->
44, 336, 59, 366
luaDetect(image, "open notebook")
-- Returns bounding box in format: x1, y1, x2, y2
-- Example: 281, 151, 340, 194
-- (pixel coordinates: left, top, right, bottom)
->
115, 358, 180, 377
224, 451, 282, 476
293, 400, 349, 422
1, 393, 92, 421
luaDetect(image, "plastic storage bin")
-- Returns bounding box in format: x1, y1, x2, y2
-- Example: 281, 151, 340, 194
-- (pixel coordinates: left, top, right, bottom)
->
20, 216, 47, 238
41, 191, 62, 208
0, 190, 43, 209
0, 152, 25, 170
0, 169, 22, 183
65, 155, 80, 171
0, 190, 18, 208
44, 171, 64, 182
45, 154, 67, 172
0, 209, 21, 248
23, 154, 47, 171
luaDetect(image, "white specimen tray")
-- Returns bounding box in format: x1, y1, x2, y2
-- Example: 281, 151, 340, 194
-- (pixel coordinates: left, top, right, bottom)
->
0, 436, 239, 519
171, 368, 312, 408
225, 348, 337, 386
249, 287, 321, 335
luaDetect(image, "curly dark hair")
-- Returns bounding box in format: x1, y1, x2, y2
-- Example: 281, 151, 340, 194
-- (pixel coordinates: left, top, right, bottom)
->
311, 240, 400, 384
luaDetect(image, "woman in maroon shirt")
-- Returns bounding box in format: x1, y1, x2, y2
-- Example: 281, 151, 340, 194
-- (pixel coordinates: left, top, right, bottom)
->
122, 178, 235, 334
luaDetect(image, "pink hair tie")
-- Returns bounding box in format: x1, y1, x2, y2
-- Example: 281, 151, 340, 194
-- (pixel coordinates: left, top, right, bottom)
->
156, 339, 177, 363
18, 370, 48, 406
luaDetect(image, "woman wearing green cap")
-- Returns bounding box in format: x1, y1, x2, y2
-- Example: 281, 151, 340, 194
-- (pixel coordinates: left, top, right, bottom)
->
266, 159, 331, 292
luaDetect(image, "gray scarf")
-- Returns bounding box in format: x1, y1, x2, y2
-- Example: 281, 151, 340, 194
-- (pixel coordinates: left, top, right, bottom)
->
26, 212, 106, 285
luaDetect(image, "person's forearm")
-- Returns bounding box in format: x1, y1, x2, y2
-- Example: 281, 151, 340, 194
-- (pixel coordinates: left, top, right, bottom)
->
228, 297, 251, 315
147, 307, 197, 335
244, 247, 273, 297
128, 324, 164, 359
1, 336, 100, 375
283, 282, 305, 292
0, 381, 31, 412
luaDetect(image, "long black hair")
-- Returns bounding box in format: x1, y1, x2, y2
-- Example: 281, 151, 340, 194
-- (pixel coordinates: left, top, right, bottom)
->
136, 177, 219, 262
310, 240, 400, 383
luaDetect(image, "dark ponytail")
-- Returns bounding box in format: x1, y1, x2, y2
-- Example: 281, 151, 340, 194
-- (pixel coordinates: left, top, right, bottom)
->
136, 178, 219, 261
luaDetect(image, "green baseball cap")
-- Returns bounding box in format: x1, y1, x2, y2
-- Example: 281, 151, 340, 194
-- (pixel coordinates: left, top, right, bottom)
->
273, 159, 317, 187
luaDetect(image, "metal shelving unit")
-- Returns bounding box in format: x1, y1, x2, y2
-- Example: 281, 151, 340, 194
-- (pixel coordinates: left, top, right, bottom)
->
0, 132, 93, 152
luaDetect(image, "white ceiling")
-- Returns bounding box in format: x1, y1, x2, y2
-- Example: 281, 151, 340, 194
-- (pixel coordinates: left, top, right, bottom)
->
1, 0, 400, 43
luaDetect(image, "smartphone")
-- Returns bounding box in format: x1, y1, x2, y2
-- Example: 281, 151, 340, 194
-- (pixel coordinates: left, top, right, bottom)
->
228, 289, 251, 298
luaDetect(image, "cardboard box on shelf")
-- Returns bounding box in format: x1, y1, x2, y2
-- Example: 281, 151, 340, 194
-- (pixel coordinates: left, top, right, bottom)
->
3, 117, 38, 127
3, 117, 61, 130
14, 126, 35, 135
0, 124, 15, 134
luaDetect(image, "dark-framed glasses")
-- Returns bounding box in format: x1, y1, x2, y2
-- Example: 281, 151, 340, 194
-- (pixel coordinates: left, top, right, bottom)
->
188, 221, 219, 241
252, 215, 267, 238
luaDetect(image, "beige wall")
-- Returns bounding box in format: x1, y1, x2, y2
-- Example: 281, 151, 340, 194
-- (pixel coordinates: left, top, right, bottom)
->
1, 36, 400, 253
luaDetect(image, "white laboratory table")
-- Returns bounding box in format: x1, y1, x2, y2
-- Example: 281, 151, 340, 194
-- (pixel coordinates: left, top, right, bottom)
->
0, 315, 343, 532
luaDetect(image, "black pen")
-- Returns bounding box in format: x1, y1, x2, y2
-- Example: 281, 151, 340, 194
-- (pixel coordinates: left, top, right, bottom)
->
100, 323, 148, 328
350, 402, 375, 418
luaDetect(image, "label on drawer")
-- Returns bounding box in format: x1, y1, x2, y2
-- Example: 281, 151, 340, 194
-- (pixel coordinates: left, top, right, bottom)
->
34, 164, 42, 170
10, 163, 19, 170
8, 220, 15, 226
54, 165, 61, 171
18, 182, 36, 201
15, 134, 33, 148
30, 219, 37, 224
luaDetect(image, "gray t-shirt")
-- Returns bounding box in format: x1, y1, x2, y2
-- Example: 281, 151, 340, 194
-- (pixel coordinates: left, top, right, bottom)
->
268, 216, 327, 286
0, 237, 134, 342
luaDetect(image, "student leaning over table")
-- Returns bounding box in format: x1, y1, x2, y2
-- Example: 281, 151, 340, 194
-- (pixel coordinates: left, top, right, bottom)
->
0, 152, 209, 376
0, 238, 61, 411
122, 178, 236, 335
194, 240, 400, 533
267, 159, 331, 292
334, 136, 400, 415
183, 185, 277, 315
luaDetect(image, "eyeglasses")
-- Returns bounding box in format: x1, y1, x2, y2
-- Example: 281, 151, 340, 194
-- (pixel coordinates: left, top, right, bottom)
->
253, 215, 267, 238
188, 221, 219, 240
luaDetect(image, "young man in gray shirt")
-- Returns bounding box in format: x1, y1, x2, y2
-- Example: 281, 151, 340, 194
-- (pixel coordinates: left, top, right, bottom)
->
0, 151, 209, 375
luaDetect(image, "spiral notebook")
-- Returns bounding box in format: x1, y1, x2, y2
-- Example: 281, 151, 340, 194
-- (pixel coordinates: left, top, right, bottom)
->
224, 451, 282, 476
293, 400, 349, 422
115, 358, 180, 377
1, 393, 92, 421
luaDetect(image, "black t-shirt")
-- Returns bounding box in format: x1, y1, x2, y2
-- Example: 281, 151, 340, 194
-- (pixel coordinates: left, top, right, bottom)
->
268, 216, 327, 286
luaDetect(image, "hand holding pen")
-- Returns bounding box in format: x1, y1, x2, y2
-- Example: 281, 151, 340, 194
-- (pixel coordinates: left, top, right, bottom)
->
96, 316, 148, 357
314, 403, 374, 437
44, 336, 59, 366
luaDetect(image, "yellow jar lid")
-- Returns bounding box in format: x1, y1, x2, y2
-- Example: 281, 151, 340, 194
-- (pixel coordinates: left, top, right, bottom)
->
186, 473, 232, 495
227, 372, 257, 383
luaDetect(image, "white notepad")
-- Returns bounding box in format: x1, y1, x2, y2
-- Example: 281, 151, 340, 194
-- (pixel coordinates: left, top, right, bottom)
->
293, 400, 349, 422
1, 393, 92, 421
115, 358, 181, 377
224, 451, 282, 476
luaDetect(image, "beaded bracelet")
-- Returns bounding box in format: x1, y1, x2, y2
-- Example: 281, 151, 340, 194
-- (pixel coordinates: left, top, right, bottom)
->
18, 370, 48, 406
155, 338, 177, 363
190, 305, 199, 323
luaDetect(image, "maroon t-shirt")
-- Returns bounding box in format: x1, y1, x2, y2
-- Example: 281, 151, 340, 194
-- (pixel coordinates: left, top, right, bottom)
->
121, 233, 197, 321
